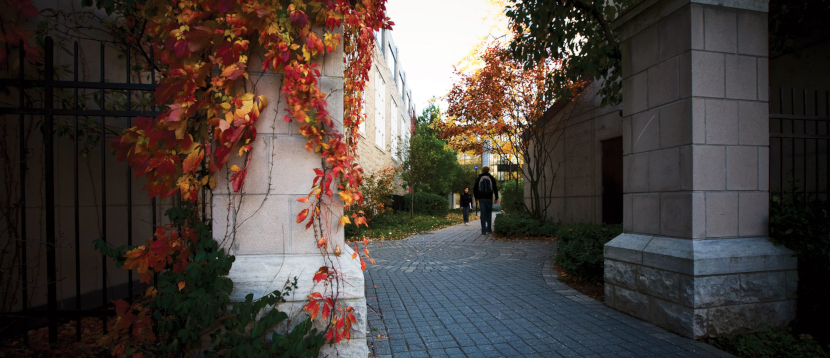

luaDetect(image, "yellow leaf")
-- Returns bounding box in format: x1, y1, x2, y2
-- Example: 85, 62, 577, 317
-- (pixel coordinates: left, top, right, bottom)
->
177, 281, 186, 291
209, 177, 216, 190
338, 191, 353, 205
220, 103, 231, 110
339, 216, 351, 226
230, 165, 241, 172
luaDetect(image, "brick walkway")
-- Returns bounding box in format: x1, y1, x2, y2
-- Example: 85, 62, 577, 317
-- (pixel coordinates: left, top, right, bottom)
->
363, 218, 733, 358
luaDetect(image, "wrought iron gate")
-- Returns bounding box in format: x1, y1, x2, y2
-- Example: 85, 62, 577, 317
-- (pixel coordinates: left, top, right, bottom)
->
0, 37, 167, 343
769, 87, 830, 199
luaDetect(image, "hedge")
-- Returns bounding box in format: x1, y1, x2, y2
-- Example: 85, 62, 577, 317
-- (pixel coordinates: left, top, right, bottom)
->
402, 192, 449, 217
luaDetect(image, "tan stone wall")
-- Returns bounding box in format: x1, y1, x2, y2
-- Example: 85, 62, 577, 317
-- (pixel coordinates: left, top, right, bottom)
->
529, 81, 621, 224
357, 34, 411, 195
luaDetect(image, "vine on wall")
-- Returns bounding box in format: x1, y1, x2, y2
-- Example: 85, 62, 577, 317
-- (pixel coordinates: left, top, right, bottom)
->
99, 0, 391, 351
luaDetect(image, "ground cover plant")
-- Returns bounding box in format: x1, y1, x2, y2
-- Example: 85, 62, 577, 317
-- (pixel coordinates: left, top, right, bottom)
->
345, 210, 471, 241
554, 222, 622, 284
704, 328, 827, 358
769, 191, 830, 343
95, 204, 326, 357
493, 212, 559, 238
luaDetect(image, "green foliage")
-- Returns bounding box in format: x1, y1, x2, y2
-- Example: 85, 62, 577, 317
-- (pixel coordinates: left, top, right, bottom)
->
400, 103, 467, 197
96, 203, 325, 357
450, 164, 479, 194
705, 328, 827, 358
403, 192, 449, 217
499, 180, 525, 213
769, 190, 830, 338
493, 212, 559, 237
555, 222, 622, 284
769, 0, 830, 57
345, 211, 462, 241
506, 0, 634, 106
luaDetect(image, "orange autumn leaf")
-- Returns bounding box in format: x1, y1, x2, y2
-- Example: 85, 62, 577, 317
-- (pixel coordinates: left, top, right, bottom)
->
297, 208, 309, 223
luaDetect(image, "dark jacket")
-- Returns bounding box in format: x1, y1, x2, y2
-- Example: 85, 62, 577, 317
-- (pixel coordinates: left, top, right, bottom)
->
473, 173, 499, 201
459, 193, 473, 208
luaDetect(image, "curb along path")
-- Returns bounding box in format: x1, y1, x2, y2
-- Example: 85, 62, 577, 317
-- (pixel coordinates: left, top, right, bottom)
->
363, 217, 733, 358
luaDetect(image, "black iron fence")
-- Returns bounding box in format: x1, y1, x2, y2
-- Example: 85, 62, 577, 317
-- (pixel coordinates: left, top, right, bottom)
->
769, 87, 830, 199
0, 37, 175, 344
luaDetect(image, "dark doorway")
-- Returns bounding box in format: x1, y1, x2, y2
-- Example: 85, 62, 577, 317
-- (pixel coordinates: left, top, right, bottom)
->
601, 137, 624, 224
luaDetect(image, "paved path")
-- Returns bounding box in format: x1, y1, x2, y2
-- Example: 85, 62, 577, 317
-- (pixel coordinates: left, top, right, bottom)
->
363, 219, 732, 358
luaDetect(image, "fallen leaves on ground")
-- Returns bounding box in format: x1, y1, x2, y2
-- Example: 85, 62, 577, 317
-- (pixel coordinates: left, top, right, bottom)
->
553, 262, 605, 302
0, 317, 117, 357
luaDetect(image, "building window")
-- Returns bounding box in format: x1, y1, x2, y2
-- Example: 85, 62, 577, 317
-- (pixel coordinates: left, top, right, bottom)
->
391, 100, 398, 160
386, 44, 395, 77
374, 71, 385, 150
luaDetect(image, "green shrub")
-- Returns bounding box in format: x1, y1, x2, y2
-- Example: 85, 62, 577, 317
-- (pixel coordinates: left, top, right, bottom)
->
555, 222, 622, 284
705, 328, 827, 358
403, 192, 449, 217
493, 212, 559, 237
499, 180, 526, 213
344, 211, 461, 241
770, 191, 830, 338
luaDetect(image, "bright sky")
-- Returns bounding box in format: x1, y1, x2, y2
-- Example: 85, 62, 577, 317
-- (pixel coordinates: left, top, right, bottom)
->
385, 0, 508, 115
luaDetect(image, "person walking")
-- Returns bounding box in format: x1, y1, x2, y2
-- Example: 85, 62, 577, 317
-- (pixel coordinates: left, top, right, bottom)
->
459, 188, 473, 225
473, 166, 498, 235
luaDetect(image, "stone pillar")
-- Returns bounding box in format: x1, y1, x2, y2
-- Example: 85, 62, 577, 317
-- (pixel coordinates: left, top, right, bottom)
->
605, 0, 797, 338
211, 40, 367, 356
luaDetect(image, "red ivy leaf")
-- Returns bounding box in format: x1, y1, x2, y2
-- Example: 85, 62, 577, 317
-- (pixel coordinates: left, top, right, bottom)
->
297, 208, 309, 223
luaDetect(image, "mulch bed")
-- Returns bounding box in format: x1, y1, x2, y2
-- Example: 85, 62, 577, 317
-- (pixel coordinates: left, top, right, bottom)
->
491, 234, 556, 241
0, 317, 115, 357
552, 262, 605, 302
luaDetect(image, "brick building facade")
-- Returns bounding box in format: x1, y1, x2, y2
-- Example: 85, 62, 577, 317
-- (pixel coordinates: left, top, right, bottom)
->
356, 29, 416, 185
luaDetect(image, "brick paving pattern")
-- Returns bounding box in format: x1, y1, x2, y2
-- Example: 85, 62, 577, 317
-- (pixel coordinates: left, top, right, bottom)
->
363, 217, 733, 358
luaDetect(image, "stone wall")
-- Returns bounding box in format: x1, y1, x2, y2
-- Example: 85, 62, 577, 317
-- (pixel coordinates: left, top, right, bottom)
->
357, 30, 411, 195
604, 0, 796, 338
212, 39, 367, 356
525, 81, 621, 223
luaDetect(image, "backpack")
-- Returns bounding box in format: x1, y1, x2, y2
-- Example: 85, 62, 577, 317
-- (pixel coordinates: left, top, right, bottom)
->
478, 175, 493, 195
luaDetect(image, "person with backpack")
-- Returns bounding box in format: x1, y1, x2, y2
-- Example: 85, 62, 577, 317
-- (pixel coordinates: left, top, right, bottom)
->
473, 166, 499, 235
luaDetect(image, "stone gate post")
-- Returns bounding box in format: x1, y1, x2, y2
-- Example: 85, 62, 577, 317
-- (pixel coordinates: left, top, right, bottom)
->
211, 40, 368, 356
605, 0, 797, 338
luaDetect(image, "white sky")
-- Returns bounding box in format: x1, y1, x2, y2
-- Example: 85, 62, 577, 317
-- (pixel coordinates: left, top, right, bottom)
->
384, 0, 507, 115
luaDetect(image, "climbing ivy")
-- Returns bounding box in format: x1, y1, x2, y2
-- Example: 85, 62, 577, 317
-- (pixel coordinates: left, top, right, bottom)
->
96, 203, 326, 357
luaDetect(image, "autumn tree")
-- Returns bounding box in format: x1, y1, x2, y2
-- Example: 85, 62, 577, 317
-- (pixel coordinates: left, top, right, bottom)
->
440, 42, 577, 220
506, 0, 633, 106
